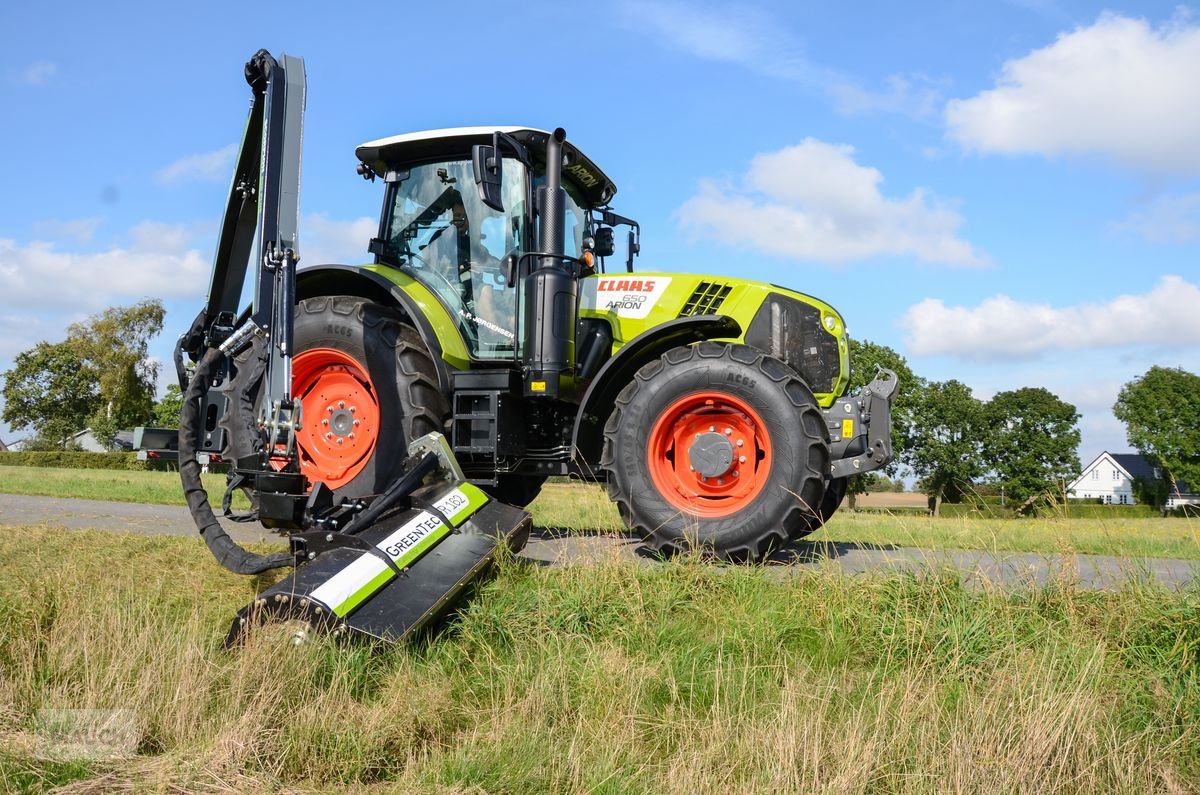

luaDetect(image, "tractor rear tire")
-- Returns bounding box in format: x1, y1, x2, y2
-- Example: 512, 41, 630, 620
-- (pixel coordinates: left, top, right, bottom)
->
602, 342, 830, 562
219, 295, 447, 500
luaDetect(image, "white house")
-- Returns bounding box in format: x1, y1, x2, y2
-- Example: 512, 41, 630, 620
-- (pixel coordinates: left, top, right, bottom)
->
1068, 451, 1198, 508
69, 428, 136, 453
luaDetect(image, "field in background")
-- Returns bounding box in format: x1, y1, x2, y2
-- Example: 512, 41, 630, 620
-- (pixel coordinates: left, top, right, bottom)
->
2, 466, 1199, 560
0, 525, 1197, 793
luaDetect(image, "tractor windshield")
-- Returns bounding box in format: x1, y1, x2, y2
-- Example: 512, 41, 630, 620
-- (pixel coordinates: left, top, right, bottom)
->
382, 158, 527, 359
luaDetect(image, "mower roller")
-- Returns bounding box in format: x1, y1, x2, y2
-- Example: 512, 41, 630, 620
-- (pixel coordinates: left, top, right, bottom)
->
163, 49, 898, 644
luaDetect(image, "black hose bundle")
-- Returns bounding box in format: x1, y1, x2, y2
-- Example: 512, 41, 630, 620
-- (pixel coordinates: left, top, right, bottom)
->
179, 346, 292, 574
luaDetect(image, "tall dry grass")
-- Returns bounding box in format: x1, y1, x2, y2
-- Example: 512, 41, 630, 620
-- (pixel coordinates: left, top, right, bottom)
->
0, 526, 1197, 793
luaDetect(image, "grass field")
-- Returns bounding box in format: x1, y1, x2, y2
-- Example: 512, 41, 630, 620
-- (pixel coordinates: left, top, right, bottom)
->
0, 525, 1197, 793
3, 465, 1200, 560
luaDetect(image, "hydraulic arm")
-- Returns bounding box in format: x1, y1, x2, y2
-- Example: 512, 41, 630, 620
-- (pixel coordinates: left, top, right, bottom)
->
173, 49, 530, 645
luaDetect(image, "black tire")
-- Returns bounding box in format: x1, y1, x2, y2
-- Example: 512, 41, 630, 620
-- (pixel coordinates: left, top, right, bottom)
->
219, 295, 448, 500
484, 474, 548, 508
602, 342, 830, 561
817, 476, 848, 525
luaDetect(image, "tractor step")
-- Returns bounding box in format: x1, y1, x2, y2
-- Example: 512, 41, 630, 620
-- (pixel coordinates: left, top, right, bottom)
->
226, 482, 530, 645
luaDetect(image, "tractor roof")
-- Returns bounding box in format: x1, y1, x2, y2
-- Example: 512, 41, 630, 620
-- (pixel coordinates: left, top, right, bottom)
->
355, 126, 617, 206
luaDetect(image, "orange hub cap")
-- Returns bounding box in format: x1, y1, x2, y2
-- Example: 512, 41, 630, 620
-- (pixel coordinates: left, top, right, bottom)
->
292, 348, 380, 489
646, 391, 772, 518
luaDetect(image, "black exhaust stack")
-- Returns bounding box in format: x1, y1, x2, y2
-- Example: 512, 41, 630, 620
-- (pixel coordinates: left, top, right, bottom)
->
522, 128, 575, 398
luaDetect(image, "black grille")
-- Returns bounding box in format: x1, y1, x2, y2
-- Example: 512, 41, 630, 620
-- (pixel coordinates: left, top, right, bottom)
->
744, 294, 841, 394
678, 282, 732, 317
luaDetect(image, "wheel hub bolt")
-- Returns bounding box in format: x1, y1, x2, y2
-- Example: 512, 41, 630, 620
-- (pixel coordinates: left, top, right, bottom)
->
338, 401, 346, 409
736, 439, 744, 447
349, 406, 356, 414
324, 432, 332, 440
739, 455, 746, 463
724, 428, 732, 436
322, 419, 329, 426
336, 438, 343, 445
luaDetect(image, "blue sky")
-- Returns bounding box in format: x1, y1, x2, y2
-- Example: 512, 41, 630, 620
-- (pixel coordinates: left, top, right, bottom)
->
1, 1, 1198, 465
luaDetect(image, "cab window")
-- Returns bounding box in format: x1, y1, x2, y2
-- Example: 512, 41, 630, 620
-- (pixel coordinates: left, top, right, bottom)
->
382, 158, 527, 358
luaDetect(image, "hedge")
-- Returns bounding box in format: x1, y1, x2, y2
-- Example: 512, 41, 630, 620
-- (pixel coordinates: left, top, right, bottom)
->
0, 451, 149, 471
1057, 503, 1161, 519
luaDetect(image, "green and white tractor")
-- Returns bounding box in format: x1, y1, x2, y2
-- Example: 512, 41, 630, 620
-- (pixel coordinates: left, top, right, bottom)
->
170, 50, 897, 643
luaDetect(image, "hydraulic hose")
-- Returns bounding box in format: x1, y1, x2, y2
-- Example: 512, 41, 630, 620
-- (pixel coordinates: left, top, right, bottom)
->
179, 346, 293, 574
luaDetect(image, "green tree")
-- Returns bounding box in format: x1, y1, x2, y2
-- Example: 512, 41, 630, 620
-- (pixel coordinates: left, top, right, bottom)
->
153, 383, 185, 428
1, 300, 165, 451
1113, 366, 1200, 493
984, 387, 1081, 511
66, 300, 165, 447
909, 379, 987, 516
843, 339, 924, 509
2, 341, 100, 447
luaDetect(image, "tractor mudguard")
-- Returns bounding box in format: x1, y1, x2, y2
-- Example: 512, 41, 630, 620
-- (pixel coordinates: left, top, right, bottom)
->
227, 479, 530, 645
295, 264, 467, 396
571, 314, 742, 467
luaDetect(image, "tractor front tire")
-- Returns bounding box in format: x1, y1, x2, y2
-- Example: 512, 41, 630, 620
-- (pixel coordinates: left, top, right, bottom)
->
602, 342, 830, 561
220, 296, 447, 500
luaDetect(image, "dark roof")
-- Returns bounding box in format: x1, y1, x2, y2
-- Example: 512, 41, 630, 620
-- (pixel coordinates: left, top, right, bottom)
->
1110, 453, 1159, 482
1109, 452, 1192, 493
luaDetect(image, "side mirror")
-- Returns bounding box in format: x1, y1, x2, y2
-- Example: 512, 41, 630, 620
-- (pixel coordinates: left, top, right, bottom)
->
472, 144, 504, 212
593, 227, 615, 257
626, 228, 640, 273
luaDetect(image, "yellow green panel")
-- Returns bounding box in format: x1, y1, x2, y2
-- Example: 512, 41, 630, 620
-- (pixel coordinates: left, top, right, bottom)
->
361, 264, 472, 371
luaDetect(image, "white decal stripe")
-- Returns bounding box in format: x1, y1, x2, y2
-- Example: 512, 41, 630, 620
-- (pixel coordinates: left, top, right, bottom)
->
309, 553, 390, 612
304, 487, 478, 614
375, 511, 442, 558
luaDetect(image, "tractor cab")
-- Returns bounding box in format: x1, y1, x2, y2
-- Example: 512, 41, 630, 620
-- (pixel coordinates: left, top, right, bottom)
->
355, 128, 637, 361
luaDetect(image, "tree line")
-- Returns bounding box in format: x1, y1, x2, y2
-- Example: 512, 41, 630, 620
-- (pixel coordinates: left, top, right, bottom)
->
2, 300, 166, 450
848, 340, 1200, 514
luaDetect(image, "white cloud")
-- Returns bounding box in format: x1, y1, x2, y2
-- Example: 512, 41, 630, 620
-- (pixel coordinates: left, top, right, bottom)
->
0, 222, 209, 313
828, 73, 945, 118
618, 0, 940, 118
0, 313, 62, 361
30, 217, 103, 245
901, 275, 1200, 359
1118, 192, 1200, 242
302, 214, 376, 266
620, 0, 808, 77
156, 144, 238, 185
678, 138, 985, 266
945, 13, 1200, 173
14, 61, 57, 86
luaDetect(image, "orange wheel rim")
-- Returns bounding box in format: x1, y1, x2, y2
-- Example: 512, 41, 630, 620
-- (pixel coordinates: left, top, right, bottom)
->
646, 391, 772, 518
291, 348, 380, 489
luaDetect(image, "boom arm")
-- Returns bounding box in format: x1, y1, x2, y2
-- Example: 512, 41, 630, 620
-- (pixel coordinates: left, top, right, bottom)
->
181, 49, 306, 460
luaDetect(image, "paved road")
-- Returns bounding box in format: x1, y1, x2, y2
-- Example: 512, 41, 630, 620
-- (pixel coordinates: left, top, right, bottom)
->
2, 493, 1197, 591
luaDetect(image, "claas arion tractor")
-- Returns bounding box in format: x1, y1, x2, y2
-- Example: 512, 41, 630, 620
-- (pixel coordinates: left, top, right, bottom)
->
169, 50, 897, 644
